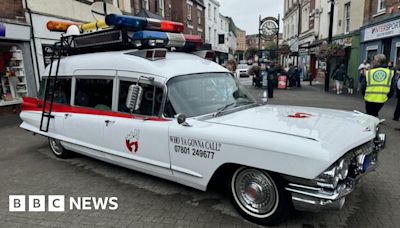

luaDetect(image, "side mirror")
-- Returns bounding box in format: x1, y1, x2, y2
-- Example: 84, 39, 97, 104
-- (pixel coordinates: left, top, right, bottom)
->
126, 84, 144, 111
260, 91, 268, 105
176, 113, 191, 127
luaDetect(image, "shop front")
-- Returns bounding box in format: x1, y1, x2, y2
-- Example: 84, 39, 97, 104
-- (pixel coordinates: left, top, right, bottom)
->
361, 16, 400, 66
0, 21, 35, 106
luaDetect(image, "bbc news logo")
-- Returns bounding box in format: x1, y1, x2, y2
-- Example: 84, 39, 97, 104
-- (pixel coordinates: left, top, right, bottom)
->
9, 195, 118, 212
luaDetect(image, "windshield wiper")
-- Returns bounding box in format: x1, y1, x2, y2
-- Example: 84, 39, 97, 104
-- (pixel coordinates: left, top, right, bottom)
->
213, 102, 236, 117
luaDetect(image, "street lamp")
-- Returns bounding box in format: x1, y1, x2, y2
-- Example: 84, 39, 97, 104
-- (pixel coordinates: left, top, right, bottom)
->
325, 0, 335, 92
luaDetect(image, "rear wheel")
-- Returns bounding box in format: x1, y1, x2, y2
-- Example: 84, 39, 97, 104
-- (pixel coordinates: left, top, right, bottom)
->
49, 138, 71, 159
230, 167, 291, 226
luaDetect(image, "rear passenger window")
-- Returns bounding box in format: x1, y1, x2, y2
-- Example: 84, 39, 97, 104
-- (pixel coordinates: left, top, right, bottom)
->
118, 80, 163, 116
38, 78, 72, 105
75, 79, 113, 110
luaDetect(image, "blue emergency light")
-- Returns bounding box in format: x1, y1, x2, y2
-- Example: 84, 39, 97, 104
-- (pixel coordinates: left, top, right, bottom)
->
105, 14, 185, 33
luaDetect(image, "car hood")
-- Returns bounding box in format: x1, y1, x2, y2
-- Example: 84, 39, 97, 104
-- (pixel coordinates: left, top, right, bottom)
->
203, 105, 379, 148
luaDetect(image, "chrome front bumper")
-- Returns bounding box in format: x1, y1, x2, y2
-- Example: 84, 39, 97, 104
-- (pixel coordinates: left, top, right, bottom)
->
286, 134, 386, 212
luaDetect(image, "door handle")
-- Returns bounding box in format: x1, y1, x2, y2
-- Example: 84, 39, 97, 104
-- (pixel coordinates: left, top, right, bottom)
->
105, 120, 115, 126
64, 113, 72, 119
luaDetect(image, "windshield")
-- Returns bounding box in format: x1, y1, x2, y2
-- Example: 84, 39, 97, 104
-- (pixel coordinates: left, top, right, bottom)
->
165, 73, 256, 118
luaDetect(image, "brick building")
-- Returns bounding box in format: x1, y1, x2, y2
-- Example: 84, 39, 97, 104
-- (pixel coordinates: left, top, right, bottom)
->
360, 0, 400, 66
165, 0, 205, 41
0, 0, 35, 106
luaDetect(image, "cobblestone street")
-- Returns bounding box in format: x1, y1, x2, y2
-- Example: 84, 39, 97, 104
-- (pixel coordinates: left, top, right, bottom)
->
0, 84, 399, 228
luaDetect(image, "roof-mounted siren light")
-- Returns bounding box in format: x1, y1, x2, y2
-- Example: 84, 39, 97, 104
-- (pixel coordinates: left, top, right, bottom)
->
105, 14, 184, 33
79, 20, 108, 33
47, 21, 82, 32
132, 31, 187, 48
105, 14, 148, 31
182, 35, 202, 49
192, 50, 215, 60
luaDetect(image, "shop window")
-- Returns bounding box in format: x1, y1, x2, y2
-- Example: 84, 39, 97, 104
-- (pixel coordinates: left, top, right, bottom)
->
74, 78, 113, 110
367, 50, 378, 63
0, 45, 28, 105
396, 46, 400, 66
38, 78, 72, 105
118, 80, 163, 116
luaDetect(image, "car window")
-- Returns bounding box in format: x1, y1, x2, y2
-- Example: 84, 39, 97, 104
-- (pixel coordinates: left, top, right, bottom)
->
165, 73, 255, 117
118, 80, 163, 116
37, 78, 72, 105
74, 78, 113, 110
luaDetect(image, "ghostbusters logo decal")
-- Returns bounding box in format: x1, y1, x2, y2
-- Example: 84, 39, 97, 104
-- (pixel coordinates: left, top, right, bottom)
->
125, 130, 140, 153
288, 112, 312, 119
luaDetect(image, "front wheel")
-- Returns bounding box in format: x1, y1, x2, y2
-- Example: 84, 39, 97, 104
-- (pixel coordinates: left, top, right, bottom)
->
230, 167, 291, 226
49, 138, 71, 159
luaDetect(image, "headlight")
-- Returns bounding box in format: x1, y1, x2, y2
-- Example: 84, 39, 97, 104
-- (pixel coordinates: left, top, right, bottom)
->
338, 158, 349, 180
315, 158, 350, 189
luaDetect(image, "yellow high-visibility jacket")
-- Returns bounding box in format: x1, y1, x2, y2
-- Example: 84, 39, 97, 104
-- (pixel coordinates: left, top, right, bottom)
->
364, 68, 394, 103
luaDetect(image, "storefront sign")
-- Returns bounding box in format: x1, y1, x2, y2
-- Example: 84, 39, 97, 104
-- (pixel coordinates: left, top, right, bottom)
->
334, 37, 353, 47
42, 44, 54, 67
364, 18, 400, 42
0, 23, 5, 37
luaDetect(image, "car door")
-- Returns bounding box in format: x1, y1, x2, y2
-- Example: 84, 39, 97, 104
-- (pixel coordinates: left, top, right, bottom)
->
102, 73, 173, 179
63, 76, 114, 154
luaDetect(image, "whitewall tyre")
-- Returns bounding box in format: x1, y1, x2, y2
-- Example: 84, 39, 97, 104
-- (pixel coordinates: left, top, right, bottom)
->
49, 138, 71, 159
230, 167, 291, 226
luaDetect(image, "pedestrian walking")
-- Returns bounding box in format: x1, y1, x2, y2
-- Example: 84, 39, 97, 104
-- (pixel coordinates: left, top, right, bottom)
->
226, 60, 238, 78
287, 64, 295, 88
364, 54, 396, 117
346, 75, 354, 94
333, 64, 346, 95
393, 68, 400, 121
267, 63, 276, 98
249, 65, 262, 88
358, 59, 370, 94
295, 65, 301, 87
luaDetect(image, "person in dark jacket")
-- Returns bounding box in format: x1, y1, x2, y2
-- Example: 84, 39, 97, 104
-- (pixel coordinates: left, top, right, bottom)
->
333, 64, 346, 95
267, 63, 276, 98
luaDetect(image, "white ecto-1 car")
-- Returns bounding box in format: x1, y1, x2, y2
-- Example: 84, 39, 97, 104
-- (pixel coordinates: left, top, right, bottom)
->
20, 49, 386, 225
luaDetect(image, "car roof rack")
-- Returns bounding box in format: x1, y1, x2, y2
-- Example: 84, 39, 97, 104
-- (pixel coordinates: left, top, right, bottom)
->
48, 14, 210, 56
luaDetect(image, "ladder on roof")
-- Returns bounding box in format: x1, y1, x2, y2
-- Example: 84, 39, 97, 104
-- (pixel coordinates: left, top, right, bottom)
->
39, 41, 64, 132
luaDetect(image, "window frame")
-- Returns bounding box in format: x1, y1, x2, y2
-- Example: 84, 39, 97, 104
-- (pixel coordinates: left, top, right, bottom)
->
344, 2, 351, 34
38, 76, 73, 105
72, 76, 116, 111
116, 76, 167, 118
377, 0, 385, 13
187, 3, 192, 21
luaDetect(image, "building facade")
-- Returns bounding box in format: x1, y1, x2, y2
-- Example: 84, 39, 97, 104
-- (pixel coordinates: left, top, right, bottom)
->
282, 0, 300, 66
283, 0, 366, 84
0, 0, 35, 106
361, 0, 400, 67
236, 28, 246, 61
167, 0, 205, 39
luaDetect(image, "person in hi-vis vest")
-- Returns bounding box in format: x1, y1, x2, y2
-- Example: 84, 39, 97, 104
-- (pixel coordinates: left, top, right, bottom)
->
364, 54, 396, 117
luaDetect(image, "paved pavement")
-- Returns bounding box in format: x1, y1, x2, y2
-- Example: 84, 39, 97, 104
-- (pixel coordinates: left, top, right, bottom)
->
0, 84, 399, 228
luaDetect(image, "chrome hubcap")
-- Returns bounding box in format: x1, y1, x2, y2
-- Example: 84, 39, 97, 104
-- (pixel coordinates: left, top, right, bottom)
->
50, 138, 63, 155
234, 168, 278, 215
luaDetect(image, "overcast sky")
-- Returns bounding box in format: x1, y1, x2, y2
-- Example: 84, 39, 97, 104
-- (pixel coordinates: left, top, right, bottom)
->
219, 0, 283, 35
